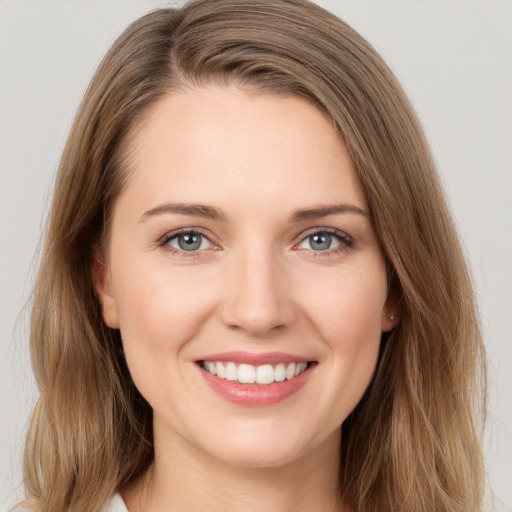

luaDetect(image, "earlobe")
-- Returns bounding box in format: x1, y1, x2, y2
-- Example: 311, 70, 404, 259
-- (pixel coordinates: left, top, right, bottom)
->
93, 247, 120, 329
381, 295, 399, 332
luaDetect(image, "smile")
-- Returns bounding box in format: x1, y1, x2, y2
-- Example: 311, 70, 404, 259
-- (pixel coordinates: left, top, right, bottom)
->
199, 361, 309, 385
196, 353, 317, 406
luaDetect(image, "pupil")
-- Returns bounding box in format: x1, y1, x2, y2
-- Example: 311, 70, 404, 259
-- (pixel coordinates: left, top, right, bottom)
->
178, 233, 201, 251
311, 233, 331, 250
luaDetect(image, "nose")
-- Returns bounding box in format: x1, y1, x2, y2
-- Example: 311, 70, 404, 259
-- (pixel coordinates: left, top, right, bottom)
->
220, 248, 296, 338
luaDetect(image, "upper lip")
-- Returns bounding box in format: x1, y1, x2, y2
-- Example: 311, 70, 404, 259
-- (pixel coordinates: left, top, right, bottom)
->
197, 351, 313, 366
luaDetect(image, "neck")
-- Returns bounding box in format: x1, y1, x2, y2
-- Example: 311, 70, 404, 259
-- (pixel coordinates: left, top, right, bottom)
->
122, 421, 346, 512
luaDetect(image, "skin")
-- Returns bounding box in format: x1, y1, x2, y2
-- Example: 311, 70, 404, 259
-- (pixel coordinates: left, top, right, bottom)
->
95, 86, 396, 512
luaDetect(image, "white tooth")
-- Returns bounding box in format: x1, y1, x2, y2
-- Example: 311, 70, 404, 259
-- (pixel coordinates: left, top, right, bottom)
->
216, 362, 226, 379
238, 363, 256, 384
274, 363, 286, 382
206, 362, 217, 375
295, 362, 307, 376
256, 364, 275, 385
226, 362, 238, 381
285, 363, 296, 380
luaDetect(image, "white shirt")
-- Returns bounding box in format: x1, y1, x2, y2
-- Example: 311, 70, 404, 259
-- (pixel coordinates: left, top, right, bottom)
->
104, 493, 129, 512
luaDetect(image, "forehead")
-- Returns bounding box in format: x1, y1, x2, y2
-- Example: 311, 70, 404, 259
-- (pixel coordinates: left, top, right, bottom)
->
117, 86, 368, 219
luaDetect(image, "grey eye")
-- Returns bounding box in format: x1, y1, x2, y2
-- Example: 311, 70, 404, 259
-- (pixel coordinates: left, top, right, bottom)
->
308, 232, 334, 251
178, 233, 202, 251
168, 232, 211, 251
296, 231, 344, 252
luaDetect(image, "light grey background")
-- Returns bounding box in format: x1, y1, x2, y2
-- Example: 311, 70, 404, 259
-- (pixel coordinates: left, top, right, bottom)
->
1, 0, 511, 510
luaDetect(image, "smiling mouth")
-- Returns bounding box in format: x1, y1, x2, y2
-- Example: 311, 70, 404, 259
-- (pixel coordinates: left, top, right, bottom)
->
197, 360, 315, 385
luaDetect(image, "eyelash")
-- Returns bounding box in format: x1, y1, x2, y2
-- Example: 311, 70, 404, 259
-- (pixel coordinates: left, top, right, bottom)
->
158, 228, 216, 259
295, 227, 353, 258
158, 227, 353, 258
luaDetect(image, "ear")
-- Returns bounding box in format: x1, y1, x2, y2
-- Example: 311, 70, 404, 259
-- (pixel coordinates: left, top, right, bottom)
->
93, 246, 120, 329
381, 292, 399, 333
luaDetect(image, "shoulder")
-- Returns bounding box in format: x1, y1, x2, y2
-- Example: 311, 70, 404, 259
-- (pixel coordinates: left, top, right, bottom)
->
103, 493, 129, 512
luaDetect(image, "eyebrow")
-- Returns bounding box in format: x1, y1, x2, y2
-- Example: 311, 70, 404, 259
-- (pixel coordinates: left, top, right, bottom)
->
139, 201, 369, 223
288, 204, 369, 222
140, 202, 228, 222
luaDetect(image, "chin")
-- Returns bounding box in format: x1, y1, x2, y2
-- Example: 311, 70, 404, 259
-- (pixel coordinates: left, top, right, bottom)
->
210, 443, 308, 469
191, 421, 335, 470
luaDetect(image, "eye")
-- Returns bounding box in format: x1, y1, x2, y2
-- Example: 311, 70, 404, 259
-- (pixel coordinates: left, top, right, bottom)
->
164, 230, 213, 252
295, 229, 352, 253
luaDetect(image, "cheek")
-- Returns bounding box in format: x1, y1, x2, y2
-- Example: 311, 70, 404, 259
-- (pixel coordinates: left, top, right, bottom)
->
302, 264, 388, 346
297, 261, 387, 408
111, 262, 216, 366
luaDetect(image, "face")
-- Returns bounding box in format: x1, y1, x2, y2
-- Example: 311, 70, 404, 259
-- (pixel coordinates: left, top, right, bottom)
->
96, 86, 396, 469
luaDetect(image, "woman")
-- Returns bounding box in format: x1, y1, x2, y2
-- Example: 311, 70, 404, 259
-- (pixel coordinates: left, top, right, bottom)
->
19, 0, 486, 511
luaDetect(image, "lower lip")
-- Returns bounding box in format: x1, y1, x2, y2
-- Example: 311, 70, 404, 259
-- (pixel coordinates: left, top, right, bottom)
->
197, 363, 316, 407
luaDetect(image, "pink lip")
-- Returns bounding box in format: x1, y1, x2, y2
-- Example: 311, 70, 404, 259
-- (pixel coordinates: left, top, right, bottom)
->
198, 351, 312, 366
196, 358, 317, 407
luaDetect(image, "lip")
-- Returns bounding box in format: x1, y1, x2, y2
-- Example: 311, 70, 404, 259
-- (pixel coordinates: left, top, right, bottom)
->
199, 351, 311, 366
195, 353, 317, 407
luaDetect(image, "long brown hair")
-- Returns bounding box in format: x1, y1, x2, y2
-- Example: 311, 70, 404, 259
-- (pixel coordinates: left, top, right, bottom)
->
22, 1, 486, 511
